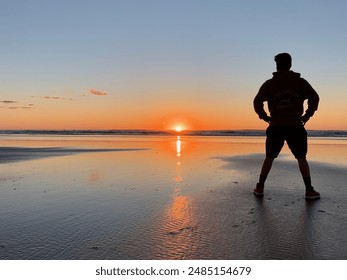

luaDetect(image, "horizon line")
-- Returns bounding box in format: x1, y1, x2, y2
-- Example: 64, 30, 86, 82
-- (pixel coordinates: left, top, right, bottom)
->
1, 128, 347, 132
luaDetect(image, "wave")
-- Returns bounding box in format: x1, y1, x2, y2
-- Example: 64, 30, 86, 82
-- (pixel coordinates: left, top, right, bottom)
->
1, 129, 347, 138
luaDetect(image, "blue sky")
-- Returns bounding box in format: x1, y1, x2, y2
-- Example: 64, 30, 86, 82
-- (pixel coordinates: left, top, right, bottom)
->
1, 0, 346, 129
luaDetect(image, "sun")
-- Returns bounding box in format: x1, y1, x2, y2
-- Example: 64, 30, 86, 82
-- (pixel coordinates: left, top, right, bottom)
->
175, 125, 182, 132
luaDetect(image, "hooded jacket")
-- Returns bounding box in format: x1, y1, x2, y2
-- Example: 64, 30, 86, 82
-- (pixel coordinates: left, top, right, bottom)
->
253, 71, 319, 126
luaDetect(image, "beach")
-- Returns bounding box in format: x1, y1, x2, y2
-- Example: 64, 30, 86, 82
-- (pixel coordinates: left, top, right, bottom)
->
0, 134, 346, 260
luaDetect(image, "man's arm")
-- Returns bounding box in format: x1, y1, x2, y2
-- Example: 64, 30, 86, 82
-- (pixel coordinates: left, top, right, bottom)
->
253, 83, 271, 123
301, 79, 320, 125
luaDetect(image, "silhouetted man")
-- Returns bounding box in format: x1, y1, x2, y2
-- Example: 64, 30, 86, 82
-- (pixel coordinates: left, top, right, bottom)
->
253, 53, 320, 199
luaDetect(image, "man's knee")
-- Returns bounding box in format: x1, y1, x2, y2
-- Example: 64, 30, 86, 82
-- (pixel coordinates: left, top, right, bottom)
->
296, 156, 307, 161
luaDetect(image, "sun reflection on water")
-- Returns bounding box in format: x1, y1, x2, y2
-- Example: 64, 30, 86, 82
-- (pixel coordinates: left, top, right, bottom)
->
176, 136, 181, 158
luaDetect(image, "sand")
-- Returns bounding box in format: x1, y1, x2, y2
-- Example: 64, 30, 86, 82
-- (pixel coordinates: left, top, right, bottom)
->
0, 147, 145, 164
0, 135, 346, 259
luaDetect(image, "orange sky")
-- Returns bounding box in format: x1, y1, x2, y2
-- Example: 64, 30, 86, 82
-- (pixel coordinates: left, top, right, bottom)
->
1, 1, 347, 131
0, 92, 337, 131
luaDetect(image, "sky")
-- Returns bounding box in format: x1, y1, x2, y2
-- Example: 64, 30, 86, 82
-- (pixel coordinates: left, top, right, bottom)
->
1, 0, 346, 130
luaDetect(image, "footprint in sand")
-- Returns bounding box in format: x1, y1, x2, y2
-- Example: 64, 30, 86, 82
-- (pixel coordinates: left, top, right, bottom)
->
167, 226, 197, 236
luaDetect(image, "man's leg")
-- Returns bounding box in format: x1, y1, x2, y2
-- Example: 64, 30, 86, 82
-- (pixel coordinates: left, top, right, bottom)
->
287, 126, 320, 199
260, 157, 275, 185
254, 157, 274, 196
298, 158, 310, 178
254, 126, 282, 196
297, 158, 320, 199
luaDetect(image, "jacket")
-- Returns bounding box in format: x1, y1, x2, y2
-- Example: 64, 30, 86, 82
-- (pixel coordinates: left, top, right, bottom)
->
253, 71, 319, 126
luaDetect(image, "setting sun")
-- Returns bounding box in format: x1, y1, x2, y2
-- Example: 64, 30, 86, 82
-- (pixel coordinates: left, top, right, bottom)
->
175, 126, 182, 132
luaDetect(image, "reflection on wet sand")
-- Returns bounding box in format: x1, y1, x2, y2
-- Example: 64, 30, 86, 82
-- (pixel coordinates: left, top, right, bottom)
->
156, 192, 198, 259
175, 136, 183, 183
252, 198, 311, 259
153, 136, 199, 259
253, 197, 328, 259
1, 135, 347, 259
176, 136, 181, 158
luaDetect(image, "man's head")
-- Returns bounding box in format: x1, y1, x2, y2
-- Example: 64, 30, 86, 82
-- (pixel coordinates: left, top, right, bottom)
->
274, 53, 292, 71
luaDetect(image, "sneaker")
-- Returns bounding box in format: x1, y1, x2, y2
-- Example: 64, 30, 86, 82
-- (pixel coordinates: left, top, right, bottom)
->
253, 183, 264, 197
305, 189, 320, 200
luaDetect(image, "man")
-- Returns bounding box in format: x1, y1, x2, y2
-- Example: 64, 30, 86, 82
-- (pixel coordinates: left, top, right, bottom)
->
253, 53, 320, 200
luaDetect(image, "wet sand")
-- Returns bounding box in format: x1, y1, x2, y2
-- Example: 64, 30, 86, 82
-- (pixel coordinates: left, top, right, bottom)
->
0, 147, 146, 164
0, 135, 346, 259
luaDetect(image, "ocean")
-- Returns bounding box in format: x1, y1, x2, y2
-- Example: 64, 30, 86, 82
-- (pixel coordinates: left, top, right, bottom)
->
1, 129, 347, 138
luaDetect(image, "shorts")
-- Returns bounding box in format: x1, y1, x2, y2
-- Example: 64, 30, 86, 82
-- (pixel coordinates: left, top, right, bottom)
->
266, 125, 307, 159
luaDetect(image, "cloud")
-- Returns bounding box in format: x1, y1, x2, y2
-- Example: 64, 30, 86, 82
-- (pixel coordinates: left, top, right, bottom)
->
31, 96, 72, 101
90, 89, 108, 96
7, 106, 34, 110
0, 100, 35, 110
0, 101, 35, 110
44, 96, 67, 100
1, 100, 17, 104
